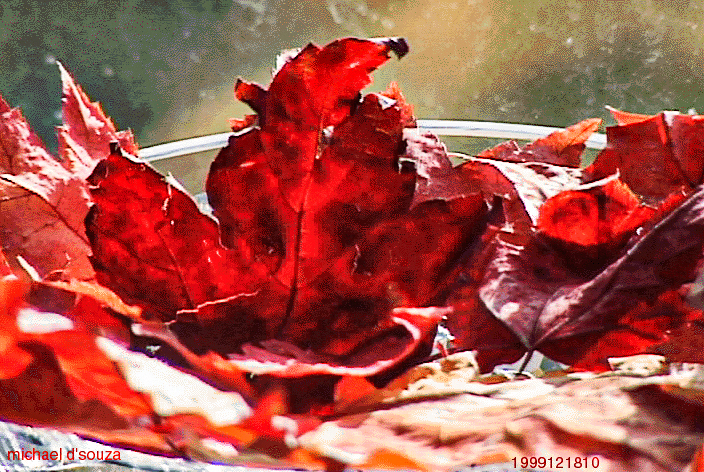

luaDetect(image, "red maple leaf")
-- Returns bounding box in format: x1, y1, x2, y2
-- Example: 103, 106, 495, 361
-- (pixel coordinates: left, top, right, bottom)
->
85, 38, 486, 378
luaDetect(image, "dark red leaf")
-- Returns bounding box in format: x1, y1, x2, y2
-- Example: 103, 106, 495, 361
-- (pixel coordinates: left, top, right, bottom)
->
420, 110, 704, 371
448, 180, 704, 370
541, 290, 704, 367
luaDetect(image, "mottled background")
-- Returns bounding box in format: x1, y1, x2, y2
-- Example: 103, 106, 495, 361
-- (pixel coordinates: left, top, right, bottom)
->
2, 0, 704, 186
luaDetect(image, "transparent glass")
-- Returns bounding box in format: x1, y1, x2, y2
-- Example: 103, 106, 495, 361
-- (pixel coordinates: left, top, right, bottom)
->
139, 119, 606, 163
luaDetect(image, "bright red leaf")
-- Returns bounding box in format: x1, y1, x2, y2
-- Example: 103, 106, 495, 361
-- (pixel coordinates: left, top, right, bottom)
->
85, 38, 486, 378
0, 269, 160, 446
536, 177, 670, 258
0, 64, 320, 465
0, 260, 315, 463
587, 106, 704, 203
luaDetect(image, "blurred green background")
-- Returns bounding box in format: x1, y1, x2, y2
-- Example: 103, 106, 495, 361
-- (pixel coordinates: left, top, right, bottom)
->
3, 0, 704, 185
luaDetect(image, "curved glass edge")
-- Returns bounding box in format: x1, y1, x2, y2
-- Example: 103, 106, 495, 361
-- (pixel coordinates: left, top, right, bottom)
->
139, 119, 607, 163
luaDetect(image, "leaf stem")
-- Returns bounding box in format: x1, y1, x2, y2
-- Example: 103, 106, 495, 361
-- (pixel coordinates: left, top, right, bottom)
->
518, 350, 534, 374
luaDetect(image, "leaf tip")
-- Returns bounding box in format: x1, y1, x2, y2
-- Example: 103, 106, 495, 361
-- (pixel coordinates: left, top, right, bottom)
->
372, 37, 409, 59
55, 60, 68, 77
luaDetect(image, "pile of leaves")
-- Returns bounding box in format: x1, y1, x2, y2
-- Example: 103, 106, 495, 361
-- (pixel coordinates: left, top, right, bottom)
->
2, 37, 704, 471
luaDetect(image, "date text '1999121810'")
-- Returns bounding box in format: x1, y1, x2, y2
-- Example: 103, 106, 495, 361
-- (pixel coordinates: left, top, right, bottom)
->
513, 456, 601, 469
